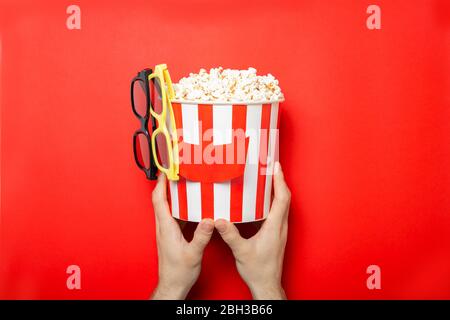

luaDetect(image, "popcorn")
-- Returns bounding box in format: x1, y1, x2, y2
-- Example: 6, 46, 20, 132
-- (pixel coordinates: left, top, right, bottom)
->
173, 67, 284, 102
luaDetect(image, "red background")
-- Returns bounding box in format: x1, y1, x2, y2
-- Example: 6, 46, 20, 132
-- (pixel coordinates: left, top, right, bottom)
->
1, 0, 450, 299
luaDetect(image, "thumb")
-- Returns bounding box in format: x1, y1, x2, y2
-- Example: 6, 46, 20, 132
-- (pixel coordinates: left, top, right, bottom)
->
152, 173, 168, 209
190, 219, 214, 254
215, 219, 246, 254
152, 173, 171, 227
270, 161, 291, 219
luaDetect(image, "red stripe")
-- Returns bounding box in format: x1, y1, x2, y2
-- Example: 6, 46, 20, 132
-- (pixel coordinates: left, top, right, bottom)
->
171, 103, 188, 220
201, 183, 214, 219
198, 104, 214, 219
255, 103, 272, 220
177, 178, 188, 221
230, 105, 247, 222
167, 181, 172, 211
275, 104, 280, 163
230, 177, 243, 222
172, 102, 183, 145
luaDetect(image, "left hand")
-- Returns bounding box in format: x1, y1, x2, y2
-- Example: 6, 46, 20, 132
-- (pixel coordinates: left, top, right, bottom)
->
151, 174, 214, 300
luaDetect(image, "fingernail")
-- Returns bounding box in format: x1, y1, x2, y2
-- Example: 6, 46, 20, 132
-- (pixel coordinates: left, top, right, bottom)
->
274, 161, 281, 175
215, 220, 228, 233
200, 220, 214, 233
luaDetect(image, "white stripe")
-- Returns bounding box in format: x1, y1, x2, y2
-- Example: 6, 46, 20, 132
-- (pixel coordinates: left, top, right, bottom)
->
213, 182, 231, 220
181, 104, 199, 144
263, 103, 279, 217
169, 181, 180, 219
181, 104, 201, 222
242, 104, 262, 222
213, 104, 232, 145
212, 104, 232, 220
186, 181, 202, 222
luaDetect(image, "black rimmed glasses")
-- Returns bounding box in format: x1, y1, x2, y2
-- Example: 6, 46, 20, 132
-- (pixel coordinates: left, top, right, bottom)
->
131, 68, 158, 180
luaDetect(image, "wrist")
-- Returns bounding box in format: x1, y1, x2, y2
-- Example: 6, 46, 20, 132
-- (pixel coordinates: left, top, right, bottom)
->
151, 280, 191, 300
249, 282, 286, 300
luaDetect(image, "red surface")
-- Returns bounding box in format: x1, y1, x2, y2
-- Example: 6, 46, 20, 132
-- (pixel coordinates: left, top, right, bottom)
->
1, 0, 450, 299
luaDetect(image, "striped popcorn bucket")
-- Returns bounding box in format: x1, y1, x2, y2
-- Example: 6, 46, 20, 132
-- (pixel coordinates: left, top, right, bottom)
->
164, 100, 281, 223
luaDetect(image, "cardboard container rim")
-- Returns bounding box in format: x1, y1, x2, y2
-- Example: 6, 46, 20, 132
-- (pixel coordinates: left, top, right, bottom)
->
170, 98, 285, 105
173, 216, 267, 224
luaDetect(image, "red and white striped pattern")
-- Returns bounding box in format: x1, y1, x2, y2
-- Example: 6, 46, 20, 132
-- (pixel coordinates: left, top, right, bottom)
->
167, 102, 280, 223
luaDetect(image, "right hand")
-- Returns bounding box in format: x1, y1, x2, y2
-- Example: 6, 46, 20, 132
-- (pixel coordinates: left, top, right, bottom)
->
215, 162, 290, 299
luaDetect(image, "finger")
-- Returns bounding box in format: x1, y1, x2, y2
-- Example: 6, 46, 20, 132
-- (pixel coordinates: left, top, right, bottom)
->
152, 174, 167, 222
268, 162, 291, 223
152, 174, 177, 230
215, 219, 246, 253
190, 219, 214, 253
152, 173, 167, 204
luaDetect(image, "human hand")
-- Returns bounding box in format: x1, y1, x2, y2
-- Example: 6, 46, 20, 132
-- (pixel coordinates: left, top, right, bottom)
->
151, 174, 214, 300
215, 162, 290, 300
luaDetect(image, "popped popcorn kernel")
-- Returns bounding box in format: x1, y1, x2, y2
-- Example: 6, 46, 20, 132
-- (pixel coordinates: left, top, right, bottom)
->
173, 67, 284, 102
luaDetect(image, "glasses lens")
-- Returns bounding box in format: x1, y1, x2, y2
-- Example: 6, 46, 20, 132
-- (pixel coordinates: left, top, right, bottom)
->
133, 79, 148, 117
135, 133, 151, 169
155, 132, 170, 169
149, 77, 164, 115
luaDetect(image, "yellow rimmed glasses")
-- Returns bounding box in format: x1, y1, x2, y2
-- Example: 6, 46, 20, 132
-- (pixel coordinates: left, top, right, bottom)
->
148, 64, 179, 181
